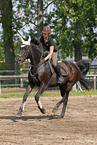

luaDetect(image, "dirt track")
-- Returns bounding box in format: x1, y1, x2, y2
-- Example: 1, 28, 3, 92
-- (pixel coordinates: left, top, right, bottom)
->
0, 90, 97, 145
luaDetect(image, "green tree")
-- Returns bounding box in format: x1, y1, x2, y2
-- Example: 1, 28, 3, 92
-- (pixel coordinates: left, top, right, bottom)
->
49, 0, 97, 61
0, 0, 96, 66
13, 0, 55, 38
0, 0, 44, 69
0, 0, 15, 70
37, 0, 43, 37
82, 0, 97, 60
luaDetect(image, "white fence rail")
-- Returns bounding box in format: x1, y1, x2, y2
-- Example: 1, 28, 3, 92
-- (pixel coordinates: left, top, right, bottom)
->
0, 74, 28, 94
0, 73, 97, 94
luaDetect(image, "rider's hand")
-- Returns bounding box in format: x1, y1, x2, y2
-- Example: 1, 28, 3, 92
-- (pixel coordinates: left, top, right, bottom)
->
39, 59, 45, 65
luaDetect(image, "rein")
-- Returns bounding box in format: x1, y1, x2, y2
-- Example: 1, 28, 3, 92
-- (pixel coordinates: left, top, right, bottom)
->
29, 59, 50, 79
30, 44, 43, 68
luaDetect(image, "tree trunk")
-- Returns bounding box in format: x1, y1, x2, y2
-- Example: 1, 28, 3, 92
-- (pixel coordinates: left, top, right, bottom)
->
74, 21, 82, 62
74, 42, 82, 62
37, 0, 43, 38
1, 0, 15, 70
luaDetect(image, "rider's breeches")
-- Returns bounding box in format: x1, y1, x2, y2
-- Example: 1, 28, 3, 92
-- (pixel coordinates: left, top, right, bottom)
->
52, 52, 58, 67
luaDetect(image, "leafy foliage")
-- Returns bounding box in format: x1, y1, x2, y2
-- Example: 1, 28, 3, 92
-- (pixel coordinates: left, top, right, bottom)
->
45, 0, 97, 60
0, 0, 97, 64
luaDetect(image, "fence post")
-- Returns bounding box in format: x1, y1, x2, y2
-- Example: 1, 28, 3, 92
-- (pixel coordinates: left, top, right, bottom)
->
20, 68, 23, 88
94, 76, 96, 91
15, 63, 19, 85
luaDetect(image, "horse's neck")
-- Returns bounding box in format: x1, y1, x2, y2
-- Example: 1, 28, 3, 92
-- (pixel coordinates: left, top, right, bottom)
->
29, 43, 42, 66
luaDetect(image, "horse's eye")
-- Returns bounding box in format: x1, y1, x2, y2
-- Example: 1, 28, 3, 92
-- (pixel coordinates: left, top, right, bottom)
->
20, 47, 23, 50
25, 46, 29, 50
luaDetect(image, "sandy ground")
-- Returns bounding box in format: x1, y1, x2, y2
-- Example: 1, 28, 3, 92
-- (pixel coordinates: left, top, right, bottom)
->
0, 88, 97, 145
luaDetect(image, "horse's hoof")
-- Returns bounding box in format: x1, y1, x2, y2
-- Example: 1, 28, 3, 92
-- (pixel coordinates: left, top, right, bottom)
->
16, 107, 23, 117
40, 107, 46, 114
16, 110, 23, 117
52, 115, 62, 119
52, 107, 58, 113
16, 112, 22, 117
16, 114, 22, 117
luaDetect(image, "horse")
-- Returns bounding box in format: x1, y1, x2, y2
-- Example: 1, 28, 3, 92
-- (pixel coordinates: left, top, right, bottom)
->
16, 37, 88, 119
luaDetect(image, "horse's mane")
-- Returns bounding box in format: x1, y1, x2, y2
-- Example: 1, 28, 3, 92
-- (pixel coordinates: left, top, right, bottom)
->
31, 37, 40, 46
30, 37, 42, 53
29, 39, 42, 65
30, 37, 49, 58
30, 42, 41, 53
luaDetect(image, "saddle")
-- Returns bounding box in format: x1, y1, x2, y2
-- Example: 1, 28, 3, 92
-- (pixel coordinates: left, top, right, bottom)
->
47, 59, 68, 86
49, 60, 68, 76
42, 51, 67, 76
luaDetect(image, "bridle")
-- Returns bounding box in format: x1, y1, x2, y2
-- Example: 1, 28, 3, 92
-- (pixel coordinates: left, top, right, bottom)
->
18, 35, 43, 67
18, 43, 52, 83
18, 43, 43, 68
18, 45, 30, 64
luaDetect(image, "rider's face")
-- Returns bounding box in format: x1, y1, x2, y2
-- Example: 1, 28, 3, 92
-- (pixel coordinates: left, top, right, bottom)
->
43, 33, 48, 40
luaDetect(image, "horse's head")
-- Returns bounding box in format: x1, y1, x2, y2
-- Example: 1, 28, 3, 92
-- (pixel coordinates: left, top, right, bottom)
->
17, 45, 30, 65
17, 35, 42, 66
16, 36, 31, 65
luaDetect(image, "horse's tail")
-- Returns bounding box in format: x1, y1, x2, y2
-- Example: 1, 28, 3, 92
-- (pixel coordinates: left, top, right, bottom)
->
75, 60, 93, 90
76, 60, 91, 76
79, 75, 93, 90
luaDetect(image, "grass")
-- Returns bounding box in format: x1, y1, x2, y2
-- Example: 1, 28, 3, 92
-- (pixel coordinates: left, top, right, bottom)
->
0, 89, 96, 98
70, 89, 97, 96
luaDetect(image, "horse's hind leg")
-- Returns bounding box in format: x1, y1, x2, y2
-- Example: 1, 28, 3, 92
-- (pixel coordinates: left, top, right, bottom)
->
52, 84, 69, 118
60, 83, 73, 118
52, 93, 68, 118
60, 93, 69, 118
17, 84, 33, 116
52, 99, 63, 113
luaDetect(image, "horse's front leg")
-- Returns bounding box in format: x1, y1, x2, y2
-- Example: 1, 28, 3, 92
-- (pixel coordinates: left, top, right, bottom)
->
17, 84, 33, 116
35, 83, 47, 114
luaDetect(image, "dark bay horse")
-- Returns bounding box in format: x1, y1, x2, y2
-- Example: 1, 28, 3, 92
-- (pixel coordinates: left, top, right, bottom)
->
16, 37, 86, 118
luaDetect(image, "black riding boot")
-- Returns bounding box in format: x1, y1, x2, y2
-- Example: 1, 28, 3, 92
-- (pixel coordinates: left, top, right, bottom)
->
54, 65, 64, 84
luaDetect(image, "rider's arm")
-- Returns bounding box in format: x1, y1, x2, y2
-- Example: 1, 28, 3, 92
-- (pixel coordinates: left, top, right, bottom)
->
44, 46, 54, 61
41, 43, 44, 56
41, 43, 44, 49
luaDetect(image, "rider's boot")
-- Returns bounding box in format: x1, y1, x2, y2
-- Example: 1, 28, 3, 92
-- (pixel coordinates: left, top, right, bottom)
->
53, 65, 64, 84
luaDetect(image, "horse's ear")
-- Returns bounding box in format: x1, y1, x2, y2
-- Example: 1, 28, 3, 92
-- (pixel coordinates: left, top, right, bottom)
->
19, 46, 24, 51
28, 36, 31, 43
20, 36, 31, 47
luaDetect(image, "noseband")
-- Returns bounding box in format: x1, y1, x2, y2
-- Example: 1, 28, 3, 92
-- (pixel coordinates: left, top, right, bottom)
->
18, 45, 30, 63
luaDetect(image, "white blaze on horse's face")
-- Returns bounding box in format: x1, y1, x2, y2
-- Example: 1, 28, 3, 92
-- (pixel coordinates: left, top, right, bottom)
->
20, 36, 31, 47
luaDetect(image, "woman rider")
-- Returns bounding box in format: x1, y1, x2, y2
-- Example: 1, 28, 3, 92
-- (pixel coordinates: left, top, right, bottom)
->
39, 26, 64, 84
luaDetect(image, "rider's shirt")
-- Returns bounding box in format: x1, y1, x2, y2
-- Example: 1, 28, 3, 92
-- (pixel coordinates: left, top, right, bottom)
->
40, 35, 58, 52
